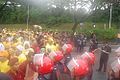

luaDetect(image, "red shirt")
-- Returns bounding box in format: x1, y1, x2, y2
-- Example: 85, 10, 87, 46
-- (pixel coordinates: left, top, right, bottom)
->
32, 44, 40, 53
8, 60, 36, 80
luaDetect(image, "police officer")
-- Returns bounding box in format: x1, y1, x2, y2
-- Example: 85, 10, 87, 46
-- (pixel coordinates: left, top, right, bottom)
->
97, 42, 111, 72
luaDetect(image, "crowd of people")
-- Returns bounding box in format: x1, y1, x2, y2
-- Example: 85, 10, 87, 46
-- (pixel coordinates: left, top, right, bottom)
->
0, 28, 74, 80
0, 28, 120, 80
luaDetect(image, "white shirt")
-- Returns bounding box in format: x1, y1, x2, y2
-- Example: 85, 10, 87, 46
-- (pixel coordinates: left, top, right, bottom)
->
0, 43, 5, 51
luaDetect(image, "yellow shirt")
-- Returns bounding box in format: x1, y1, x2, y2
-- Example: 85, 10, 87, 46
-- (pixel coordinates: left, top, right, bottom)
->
18, 54, 27, 64
51, 45, 57, 51
13, 43, 19, 48
46, 43, 60, 52
55, 44, 60, 51
46, 43, 52, 53
0, 60, 10, 73
3, 42, 11, 49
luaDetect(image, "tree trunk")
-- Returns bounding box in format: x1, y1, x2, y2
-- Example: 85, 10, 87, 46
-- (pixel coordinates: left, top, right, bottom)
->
72, 0, 78, 35
72, 23, 78, 34
72, 10, 78, 35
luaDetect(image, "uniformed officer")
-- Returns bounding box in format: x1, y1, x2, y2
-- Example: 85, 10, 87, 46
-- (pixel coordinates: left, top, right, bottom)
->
97, 42, 111, 72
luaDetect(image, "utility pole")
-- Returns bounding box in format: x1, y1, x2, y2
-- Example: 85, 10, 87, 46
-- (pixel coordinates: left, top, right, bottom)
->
27, 4, 30, 30
109, 3, 113, 29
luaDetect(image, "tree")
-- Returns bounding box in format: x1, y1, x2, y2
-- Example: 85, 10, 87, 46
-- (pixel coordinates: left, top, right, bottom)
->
46, 0, 91, 33
89, 0, 120, 28
0, 0, 119, 30
0, 0, 28, 23
68, 0, 91, 33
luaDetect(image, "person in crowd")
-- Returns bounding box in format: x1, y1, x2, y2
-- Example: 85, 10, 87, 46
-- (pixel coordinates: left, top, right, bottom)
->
97, 42, 111, 72
90, 33, 96, 39
0, 57, 10, 73
0, 40, 5, 51
89, 33, 98, 52
73, 33, 78, 52
16, 50, 36, 80
0, 29, 95, 80
79, 33, 86, 52
76, 33, 86, 53
76, 34, 82, 52
7, 57, 18, 80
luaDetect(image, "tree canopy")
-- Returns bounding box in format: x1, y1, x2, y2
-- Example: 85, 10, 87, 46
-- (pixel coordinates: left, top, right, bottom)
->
0, 0, 119, 29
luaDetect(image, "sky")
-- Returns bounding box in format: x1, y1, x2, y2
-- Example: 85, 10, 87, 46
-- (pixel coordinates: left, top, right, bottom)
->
5, 0, 92, 13
32, 0, 92, 12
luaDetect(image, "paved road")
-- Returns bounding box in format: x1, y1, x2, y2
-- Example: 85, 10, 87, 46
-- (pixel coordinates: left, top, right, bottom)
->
71, 44, 120, 80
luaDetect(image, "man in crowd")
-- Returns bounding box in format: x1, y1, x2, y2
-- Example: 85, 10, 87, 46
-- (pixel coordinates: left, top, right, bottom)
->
97, 42, 111, 72
89, 33, 98, 52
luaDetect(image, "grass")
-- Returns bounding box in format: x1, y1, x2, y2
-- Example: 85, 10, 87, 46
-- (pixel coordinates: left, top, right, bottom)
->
0, 24, 28, 30
0, 23, 118, 31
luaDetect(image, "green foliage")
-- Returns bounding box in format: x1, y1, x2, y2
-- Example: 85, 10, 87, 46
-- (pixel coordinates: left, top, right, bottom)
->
78, 27, 118, 41
0, 0, 119, 31
29, 6, 73, 26
47, 16, 57, 25
92, 28, 117, 41
112, 4, 120, 28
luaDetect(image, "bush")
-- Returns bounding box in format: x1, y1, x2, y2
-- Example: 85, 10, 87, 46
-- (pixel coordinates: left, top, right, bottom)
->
95, 28, 117, 41
78, 28, 118, 42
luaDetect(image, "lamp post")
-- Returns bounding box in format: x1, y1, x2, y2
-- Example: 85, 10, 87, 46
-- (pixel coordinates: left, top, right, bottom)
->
109, 3, 113, 29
